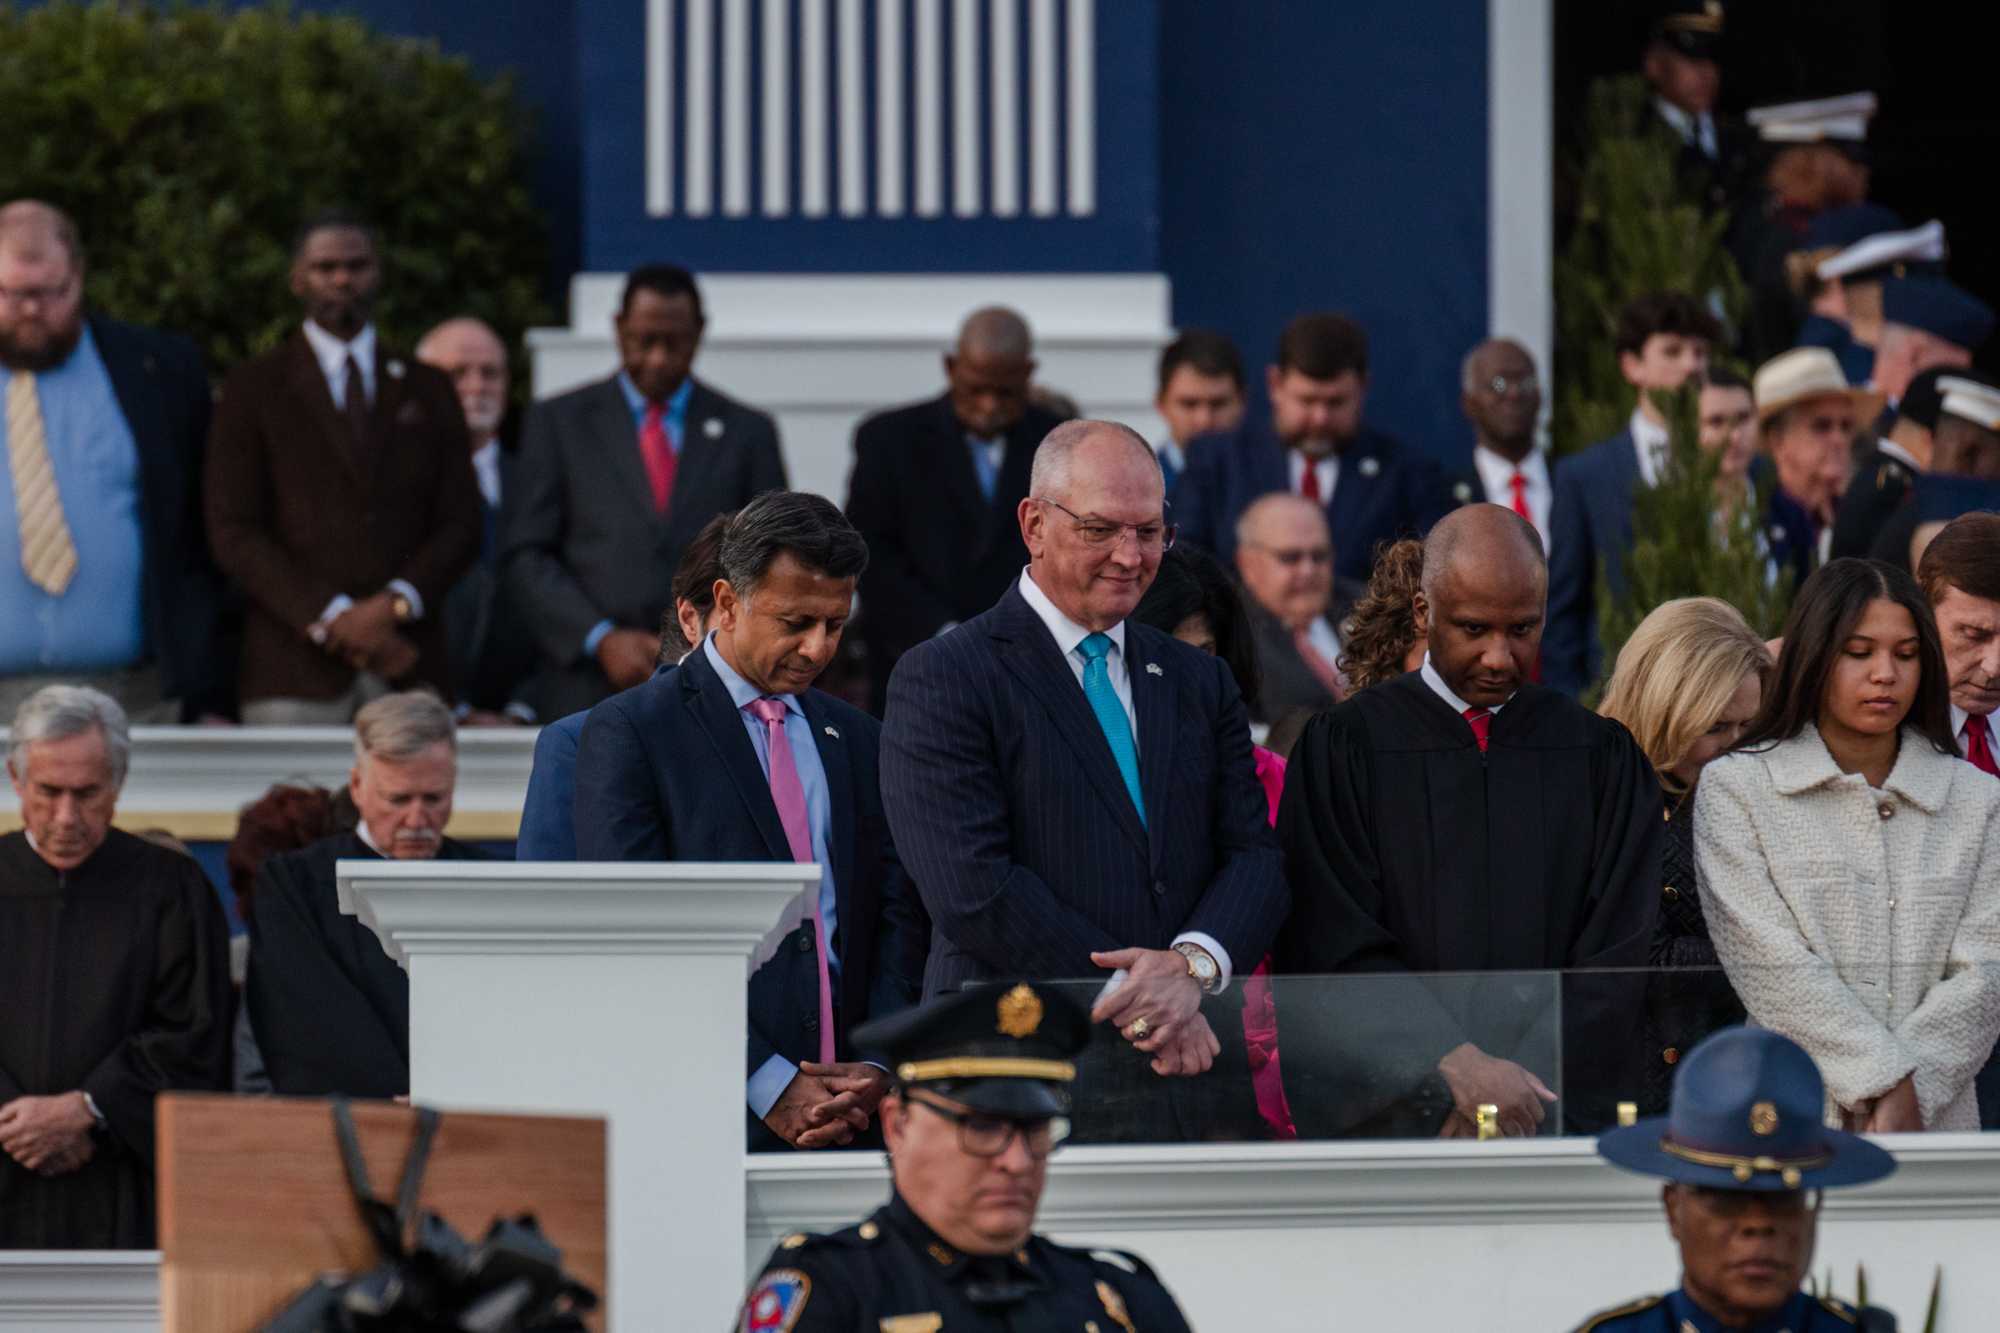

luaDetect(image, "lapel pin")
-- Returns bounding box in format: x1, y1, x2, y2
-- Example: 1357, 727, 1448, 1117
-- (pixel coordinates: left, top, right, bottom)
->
824, 724, 840, 739
386, 359, 405, 379
1358, 456, 1381, 478
1452, 480, 1474, 503
1145, 663, 1163, 677
703, 417, 725, 439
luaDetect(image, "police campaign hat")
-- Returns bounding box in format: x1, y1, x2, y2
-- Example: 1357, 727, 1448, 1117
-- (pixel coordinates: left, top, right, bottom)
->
851, 980, 1090, 1120
1650, 0, 1724, 59
1598, 1027, 1896, 1192
1882, 273, 1997, 352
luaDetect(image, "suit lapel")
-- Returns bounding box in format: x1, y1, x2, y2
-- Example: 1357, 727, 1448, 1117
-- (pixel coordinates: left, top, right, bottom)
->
680, 651, 793, 861
991, 587, 1148, 851
590, 379, 662, 530
800, 692, 857, 928
668, 381, 729, 535
931, 396, 991, 539
286, 332, 365, 483
1328, 436, 1375, 545
1127, 625, 1176, 869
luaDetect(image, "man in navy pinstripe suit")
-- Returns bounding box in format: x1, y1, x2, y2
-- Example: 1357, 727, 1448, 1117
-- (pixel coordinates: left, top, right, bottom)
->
880, 420, 1288, 1143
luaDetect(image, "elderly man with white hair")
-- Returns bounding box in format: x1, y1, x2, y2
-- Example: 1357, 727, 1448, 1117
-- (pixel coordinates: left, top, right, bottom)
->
0, 684, 230, 1248
244, 690, 490, 1100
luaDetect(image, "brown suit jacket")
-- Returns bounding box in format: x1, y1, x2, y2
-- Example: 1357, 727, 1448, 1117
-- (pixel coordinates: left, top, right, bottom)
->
205, 330, 481, 704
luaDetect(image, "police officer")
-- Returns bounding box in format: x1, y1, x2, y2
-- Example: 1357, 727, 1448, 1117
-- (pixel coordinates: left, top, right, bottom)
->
1574, 1027, 1899, 1332
739, 981, 1193, 1331
1828, 367, 1954, 561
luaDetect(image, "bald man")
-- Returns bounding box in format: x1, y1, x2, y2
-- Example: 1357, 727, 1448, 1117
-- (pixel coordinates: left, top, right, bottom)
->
0, 201, 228, 722
1274, 505, 1660, 1140
845, 305, 1073, 712
880, 420, 1285, 1143
1447, 339, 1550, 550
1234, 493, 1355, 721
417, 317, 537, 723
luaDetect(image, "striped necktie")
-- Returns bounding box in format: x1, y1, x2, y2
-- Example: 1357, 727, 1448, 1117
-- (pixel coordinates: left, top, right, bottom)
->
7, 371, 77, 596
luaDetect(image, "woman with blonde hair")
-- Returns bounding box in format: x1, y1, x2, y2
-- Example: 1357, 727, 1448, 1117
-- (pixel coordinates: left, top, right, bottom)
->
1599, 597, 1773, 1112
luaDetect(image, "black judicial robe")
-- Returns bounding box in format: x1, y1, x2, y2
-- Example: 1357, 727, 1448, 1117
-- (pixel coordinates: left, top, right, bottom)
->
245, 831, 490, 1100
1272, 671, 1662, 1136
0, 829, 231, 1248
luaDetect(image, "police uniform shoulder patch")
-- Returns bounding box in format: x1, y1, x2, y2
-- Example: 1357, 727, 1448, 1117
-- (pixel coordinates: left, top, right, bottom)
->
742, 1267, 812, 1332
1573, 1293, 1666, 1331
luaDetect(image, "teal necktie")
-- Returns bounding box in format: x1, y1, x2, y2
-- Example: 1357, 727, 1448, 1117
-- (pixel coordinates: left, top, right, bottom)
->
1077, 632, 1145, 825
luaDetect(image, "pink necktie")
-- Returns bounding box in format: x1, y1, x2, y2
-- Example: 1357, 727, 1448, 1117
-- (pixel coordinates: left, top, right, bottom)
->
639, 403, 678, 514
747, 697, 835, 1062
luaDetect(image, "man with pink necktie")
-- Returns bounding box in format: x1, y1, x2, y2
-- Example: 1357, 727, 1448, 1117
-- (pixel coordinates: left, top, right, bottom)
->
573, 492, 925, 1151
502, 264, 786, 720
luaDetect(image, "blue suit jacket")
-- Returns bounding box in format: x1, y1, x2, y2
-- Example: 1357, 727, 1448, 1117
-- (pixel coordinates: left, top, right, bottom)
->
879, 582, 1287, 996
572, 646, 925, 1078
1545, 430, 1641, 695
516, 710, 587, 860
1172, 420, 1448, 582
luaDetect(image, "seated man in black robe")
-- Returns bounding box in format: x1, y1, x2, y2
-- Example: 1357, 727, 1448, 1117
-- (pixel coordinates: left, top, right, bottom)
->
1274, 505, 1661, 1138
0, 686, 230, 1249
246, 690, 490, 1098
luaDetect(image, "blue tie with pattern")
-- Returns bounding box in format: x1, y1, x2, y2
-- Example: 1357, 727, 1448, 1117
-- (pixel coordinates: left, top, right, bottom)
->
1077, 632, 1145, 825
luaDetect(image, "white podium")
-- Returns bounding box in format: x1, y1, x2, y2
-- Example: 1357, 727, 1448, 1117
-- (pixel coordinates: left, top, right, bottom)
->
336, 859, 812, 1330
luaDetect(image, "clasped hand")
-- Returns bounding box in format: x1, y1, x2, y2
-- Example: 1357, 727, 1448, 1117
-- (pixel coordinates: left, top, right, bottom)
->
316, 592, 419, 678
1436, 1042, 1556, 1138
0, 1092, 96, 1176
763, 1063, 890, 1150
1090, 947, 1219, 1077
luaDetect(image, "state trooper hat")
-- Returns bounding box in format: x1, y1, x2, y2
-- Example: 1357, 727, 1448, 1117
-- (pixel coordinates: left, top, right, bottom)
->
1598, 1027, 1897, 1192
852, 980, 1090, 1120
1650, 0, 1724, 59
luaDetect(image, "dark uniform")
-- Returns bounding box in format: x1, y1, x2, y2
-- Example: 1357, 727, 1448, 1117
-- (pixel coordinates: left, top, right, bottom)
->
1585, 1027, 1900, 1333
740, 980, 1195, 1332
1828, 368, 1953, 562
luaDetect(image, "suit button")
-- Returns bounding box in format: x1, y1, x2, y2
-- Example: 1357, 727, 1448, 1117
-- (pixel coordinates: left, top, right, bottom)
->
1662, 885, 1679, 901
1878, 802, 1895, 821
803, 1013, 818, 1032
1662, 1047, 1679, 1065
1152, 880, 1167, 896
796, 931, 813, 952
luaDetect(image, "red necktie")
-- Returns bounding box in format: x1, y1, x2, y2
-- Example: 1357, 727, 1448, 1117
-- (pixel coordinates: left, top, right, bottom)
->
1509, 470, 1532, 524
639, 403, 678, 514
1966, 713, 1999, 778
1298, 457, 1322, 503
1463, 706, 1491, 753
1294, 628, 1343, 699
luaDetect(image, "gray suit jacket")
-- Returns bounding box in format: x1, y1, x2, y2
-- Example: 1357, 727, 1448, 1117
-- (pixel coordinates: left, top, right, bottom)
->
499, 375, 785, 714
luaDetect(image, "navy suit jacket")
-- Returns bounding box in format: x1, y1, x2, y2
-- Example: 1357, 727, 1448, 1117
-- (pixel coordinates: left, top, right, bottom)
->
572, 647, 925, 1078
516, 709, 587, 861
1172, 421, 1448, 583
879, 582, 1287, 996
1545, 429, 1641, 695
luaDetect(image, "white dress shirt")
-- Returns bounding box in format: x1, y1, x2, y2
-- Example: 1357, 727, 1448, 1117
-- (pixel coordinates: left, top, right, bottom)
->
1016, 568, 1234, 989
1287, 450, 1339, 502
1305, 614, 1343, 671
1420, 652, 1510, 716
1629, 408, 1670, 489
1471, 444, 1553, 550
1654, 98, 1718, 160
471, 439, 502, 511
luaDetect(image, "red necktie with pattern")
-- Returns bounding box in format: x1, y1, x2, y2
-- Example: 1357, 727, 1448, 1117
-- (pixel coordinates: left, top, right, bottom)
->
1966, 713, 1999, 778
639, 402, 678, 514
1463, 706, 1492, 753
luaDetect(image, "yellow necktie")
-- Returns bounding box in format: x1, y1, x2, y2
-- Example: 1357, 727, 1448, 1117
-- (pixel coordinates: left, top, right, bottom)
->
7, 371, 78, 596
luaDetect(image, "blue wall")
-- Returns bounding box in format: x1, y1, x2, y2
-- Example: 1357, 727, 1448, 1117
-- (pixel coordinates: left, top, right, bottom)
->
1156, 2, 1491, 470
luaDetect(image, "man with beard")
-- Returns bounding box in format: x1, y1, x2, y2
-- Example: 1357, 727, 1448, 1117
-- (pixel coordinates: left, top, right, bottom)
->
206, 210, 482, 723
244, 691, 490, 1098
0, 686, 230, 1248
1275, 504, 1660, 1138
0, 201, 228, 722
418, 316, 538, 724
1446, 338, 1550, 553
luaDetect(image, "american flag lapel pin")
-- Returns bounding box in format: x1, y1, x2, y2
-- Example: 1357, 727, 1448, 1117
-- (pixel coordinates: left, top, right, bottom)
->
1145, 663, 1163, 677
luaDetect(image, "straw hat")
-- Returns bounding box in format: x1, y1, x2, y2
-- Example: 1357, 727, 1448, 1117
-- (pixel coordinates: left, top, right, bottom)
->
1752, 346, 1885, 429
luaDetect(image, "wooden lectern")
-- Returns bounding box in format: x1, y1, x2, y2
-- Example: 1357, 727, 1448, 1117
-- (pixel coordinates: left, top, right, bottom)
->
156, 1093, 606, 1332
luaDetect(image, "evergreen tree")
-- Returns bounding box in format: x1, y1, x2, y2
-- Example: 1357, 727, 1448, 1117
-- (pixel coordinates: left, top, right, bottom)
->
1594, 384, 1793, 697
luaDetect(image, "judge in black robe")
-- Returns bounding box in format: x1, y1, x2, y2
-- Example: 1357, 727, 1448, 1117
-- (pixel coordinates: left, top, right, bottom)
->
245, 829, 490, 1099
0, 829, 231, 1249
1273, 505, 1662, 1138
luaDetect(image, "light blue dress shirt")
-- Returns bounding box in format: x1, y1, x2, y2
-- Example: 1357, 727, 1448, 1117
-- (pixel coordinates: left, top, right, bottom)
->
702, 635, 842, 1118
0, 324, 145, 673
582, 375, 695, 659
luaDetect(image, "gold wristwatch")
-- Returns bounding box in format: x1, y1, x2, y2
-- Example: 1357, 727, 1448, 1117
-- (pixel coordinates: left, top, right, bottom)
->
390, 593, 415, 623
1172, 941, 1220, 993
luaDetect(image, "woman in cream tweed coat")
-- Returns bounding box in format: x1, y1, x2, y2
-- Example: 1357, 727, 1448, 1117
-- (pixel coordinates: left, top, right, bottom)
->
1697, 560, 2000, 1131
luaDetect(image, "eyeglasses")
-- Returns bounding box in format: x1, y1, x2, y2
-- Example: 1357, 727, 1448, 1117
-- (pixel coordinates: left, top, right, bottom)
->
1485, 373, 1540, 397
0, 276, 77, 310
907, 1092, 1070, 1159
1248, 543, 1332, 568
1035, 497, 1176, 552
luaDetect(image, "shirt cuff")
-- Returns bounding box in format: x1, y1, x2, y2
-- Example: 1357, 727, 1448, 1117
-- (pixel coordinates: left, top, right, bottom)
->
80, 1090, 107, 1130
386, 579, 424, 621
311, 594, 356, 643
748, 1055, 798, 1120
1172, 930, 1234, 993
582, 618, 616, 661
504, 701, 538, 724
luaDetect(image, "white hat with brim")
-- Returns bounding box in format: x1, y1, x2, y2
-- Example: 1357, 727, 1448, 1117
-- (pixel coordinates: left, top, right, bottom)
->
1938, 376, 2000, 432
1753, 346, 1886, 428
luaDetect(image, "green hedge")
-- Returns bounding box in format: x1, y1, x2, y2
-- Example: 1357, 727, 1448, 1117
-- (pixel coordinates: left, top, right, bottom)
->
0, 1, 550, 374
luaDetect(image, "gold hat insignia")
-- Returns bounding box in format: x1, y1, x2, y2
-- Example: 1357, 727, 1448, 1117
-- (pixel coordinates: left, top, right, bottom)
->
1750, 1101, 1780, 1136
997, 983, 1043, 1038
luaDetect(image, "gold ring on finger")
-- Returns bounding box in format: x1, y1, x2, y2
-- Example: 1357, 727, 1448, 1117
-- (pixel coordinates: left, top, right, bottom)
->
1129, 1017, 1151, 1039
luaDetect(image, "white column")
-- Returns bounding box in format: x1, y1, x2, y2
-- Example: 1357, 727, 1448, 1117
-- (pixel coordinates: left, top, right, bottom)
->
338, 860, 813, 1332
1488, 0, 1553, 390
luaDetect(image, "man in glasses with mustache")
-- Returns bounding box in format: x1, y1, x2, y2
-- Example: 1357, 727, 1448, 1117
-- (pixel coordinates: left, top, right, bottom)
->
740, 981, 1193, 1331
1579, 1025, 1898, 1332
245, 690, 490, 1098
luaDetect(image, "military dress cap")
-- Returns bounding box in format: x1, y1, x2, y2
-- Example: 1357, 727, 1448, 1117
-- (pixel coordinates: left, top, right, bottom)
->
1598, 1027, 1897, 1191
1938, 375, 2000, 433
850, 980, 1090, 1120
1747, 91, 1877, 146
1818, 219, 1947, 285
1882, 273, 1998, 351
1649, 0, 1725, 58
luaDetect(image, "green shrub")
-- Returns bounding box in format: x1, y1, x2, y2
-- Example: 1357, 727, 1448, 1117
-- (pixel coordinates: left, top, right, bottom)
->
0, 1, 550, 374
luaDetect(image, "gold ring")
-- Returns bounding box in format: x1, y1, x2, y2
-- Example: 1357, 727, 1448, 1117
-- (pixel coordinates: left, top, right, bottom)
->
1129, 1017, 1150, 1039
